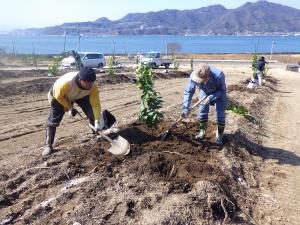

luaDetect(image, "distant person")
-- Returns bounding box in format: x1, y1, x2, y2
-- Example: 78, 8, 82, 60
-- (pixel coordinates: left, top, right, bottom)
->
248, 56, 268, 89
256, 56, 268, 86
182, 64, 227, 145
70, 49, 83, 69
43, 67, 115, 157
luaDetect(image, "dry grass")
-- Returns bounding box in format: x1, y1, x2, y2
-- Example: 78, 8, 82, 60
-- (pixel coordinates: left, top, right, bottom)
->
178, 53, 300, 64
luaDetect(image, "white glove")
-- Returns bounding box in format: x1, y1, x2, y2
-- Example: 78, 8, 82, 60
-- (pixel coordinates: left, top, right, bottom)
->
68, 108, 78, 117
203, 95, 213, 105
94, 114, 105, 131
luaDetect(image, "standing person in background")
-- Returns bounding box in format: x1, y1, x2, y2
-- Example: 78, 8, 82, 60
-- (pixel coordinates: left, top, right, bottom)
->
248, 56, 268, 89
70, 49, 83, 69
256, 56, 268, 86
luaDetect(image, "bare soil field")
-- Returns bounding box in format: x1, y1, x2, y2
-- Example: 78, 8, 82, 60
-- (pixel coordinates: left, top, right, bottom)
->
0, 62, 299, 224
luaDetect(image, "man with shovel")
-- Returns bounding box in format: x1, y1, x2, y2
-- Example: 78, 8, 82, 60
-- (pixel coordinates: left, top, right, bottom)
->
182, 64, 227, 145
256, 56, 267, 86
43, 67, 114, 157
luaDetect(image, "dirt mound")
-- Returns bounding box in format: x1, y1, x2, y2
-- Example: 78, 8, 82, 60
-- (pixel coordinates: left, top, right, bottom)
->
227, 84, 255, 93
154, 71, 189, 79
0, 120, 253, 224
227, 76, 278, 121
98, 71, 189, 85
0, 77, 55, 97
98, 74, 136, 85
0, 70, 48, 80
0, 70, 189, 97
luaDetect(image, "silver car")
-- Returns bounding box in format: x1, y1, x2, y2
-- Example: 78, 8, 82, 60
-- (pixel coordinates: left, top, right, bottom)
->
79, 52, 106, 68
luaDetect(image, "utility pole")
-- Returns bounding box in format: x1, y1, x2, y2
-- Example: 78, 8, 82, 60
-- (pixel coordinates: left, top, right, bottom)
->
270, 41, 275, 60
63, 31, 67, 55
112, 40, 116, 56
78, 35, 81, 52
12, 40, 16, 56
77, 24, 81, 52
32, 42, 37, 70
254, 40, 260, 54
165, 43, 168, 56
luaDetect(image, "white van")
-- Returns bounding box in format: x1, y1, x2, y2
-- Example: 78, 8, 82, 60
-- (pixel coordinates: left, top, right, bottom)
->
79, 52, 106, 68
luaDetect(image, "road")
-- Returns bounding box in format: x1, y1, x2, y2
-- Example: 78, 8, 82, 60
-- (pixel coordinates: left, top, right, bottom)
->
258, 68, 300, 224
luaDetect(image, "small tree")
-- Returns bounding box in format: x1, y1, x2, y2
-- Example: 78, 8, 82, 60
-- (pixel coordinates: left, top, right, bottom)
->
48, 56, 62, 76
173, 55, 179, 71
190, 58, 193, 70
251, 54, 258, 78
108, 56, 115, 76
136, 65, 163, 129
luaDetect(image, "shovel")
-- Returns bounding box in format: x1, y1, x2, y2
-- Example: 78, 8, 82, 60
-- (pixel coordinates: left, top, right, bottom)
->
160, 96, 207, 141
89, 124, 130, 156
77, 111, 130, 155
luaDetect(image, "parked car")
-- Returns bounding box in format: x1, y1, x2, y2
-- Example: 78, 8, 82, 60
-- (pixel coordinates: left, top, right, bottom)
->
140, 51, 172, 69
61, 51, 106, 69
80, 52, 106, 68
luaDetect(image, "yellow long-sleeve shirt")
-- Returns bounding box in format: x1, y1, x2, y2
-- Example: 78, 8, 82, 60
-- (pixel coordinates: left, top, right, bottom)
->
48, 72, 101, 121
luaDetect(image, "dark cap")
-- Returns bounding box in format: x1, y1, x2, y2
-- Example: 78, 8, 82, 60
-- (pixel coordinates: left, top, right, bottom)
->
259, 56, 265, 61
78, 67, 96, 82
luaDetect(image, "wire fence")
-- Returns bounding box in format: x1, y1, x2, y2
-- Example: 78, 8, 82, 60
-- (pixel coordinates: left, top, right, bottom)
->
1, 35, 300, 56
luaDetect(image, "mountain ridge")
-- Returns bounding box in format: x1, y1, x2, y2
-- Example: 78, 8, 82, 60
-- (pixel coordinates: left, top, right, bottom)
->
11, 1, 300, 35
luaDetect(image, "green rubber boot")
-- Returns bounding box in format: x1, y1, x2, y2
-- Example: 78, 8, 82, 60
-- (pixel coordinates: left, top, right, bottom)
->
195, 120, 207, 140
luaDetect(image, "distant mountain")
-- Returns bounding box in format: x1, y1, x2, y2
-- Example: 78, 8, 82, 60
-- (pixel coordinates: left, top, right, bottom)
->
11, 1, 300, 35
205, 1, 300, 34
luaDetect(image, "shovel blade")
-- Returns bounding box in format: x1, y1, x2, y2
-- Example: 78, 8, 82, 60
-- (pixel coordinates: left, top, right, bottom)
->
160, 129, 170, 141
160, 121, 178, 141
108, 135, 130, 155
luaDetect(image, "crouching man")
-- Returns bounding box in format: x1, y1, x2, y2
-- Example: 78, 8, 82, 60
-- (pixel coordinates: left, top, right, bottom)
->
43, 67, 109, 157
182, 64, 227, 145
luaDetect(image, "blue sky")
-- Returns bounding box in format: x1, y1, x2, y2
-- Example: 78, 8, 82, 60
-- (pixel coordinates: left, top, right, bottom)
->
1, 0, 299, 30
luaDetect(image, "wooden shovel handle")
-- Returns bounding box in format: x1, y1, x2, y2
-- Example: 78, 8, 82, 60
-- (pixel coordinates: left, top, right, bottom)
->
191, 96, 207, 109
183, 96, 207, 118
174, 97, 206, 125
88, 124, 113, 143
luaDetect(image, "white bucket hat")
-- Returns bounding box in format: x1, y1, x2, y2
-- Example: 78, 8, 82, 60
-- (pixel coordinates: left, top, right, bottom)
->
191, 64, 210, 83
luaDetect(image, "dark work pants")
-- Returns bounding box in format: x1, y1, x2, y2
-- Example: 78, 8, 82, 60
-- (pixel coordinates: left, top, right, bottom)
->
46, 96, 95, 127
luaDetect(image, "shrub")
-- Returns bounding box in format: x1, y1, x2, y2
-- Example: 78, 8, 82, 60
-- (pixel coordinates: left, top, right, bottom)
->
227, 102, 248, 116
251, 54, 258, 78
48, 56, 62, 76
108, 56, 115, 76
172, 55, 179, 71
135, 65, 163, 128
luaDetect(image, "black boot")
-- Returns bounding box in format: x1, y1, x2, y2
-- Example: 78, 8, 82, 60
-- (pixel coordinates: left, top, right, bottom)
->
42, 127, 56, 157
216, 122, 225, 145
